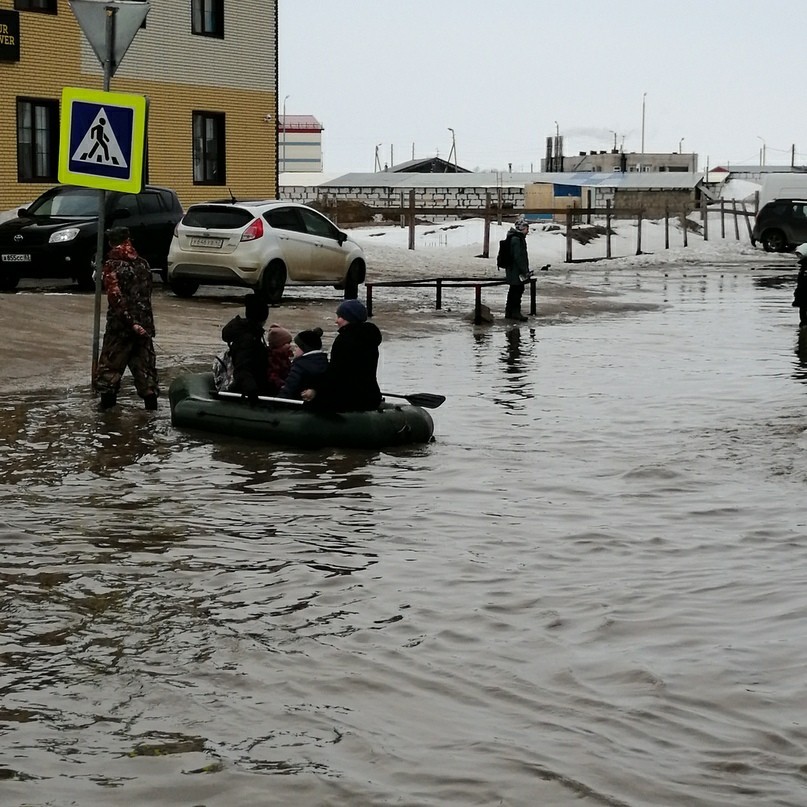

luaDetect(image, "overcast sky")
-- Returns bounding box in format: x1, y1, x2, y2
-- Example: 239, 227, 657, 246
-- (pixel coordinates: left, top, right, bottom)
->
278, 0, 805, 174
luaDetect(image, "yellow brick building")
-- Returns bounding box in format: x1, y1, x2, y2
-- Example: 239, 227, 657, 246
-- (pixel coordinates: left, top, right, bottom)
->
0, 0, 278, 211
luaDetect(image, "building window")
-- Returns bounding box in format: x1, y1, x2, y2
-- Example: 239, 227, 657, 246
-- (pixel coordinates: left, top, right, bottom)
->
17, 98, 59, 182
193, 112, 226, 185
192, 0, 223, 38
14, 0, 57, 13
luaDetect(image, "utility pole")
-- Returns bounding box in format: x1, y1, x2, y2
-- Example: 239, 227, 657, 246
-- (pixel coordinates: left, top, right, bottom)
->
281, 95, 289, 172
447, 127, 457, 172
640, 92, 647, 169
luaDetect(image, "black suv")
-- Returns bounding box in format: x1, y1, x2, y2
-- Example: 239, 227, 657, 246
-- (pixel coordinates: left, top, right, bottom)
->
0, 184, 183, 291
750, 199, 807, 252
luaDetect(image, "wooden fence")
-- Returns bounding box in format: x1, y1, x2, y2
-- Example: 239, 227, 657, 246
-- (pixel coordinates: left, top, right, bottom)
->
325, 190, 756, 263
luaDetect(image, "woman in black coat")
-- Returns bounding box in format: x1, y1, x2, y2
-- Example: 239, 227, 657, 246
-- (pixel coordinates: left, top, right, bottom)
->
303, 299, 382, 412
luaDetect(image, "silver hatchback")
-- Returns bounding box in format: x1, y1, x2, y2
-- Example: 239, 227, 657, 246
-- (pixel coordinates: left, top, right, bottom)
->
167, 199, 366, 302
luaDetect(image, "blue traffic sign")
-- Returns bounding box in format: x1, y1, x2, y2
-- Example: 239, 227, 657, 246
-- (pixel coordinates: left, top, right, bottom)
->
59, 87, 147, 193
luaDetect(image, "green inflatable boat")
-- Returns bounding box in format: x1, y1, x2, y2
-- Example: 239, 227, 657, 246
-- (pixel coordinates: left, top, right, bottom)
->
168, 372, 436, 449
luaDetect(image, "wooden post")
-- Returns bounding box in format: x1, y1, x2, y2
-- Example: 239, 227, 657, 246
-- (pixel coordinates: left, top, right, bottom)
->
565, 207, 573, 263
529, 277, 537, 315
400, 192, 405, 228
497, 186, 503, 225
664, 206, 670, 249
636, 209, 643, 255
732, 200, 740, 239
701, 196, 708, 242
436, 279, 442, 310
366, 283, 374, 318
720, 200, 726, 239
740, 200, 753, 240
483, 191, 491, 259
408, 190, 415, 251
682, 208, 688, 247
606, 199, 612, 259
474, 284, 482, 325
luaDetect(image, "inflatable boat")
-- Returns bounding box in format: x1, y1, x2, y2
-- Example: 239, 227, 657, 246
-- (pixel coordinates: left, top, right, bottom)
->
168, 372, 435, 449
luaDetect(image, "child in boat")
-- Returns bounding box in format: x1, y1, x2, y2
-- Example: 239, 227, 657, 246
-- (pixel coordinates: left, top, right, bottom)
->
278, 327, 328, 399
266, 323, 293, 395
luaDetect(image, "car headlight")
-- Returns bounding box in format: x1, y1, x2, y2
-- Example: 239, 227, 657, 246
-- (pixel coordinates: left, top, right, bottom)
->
49, 228, 81, 244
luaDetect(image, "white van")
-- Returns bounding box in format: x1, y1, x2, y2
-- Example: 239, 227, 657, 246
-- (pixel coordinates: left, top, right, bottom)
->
758, 173, 807, 208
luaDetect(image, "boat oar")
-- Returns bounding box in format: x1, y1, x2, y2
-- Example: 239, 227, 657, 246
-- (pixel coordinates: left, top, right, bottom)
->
382, 392, 446, 409
217, 390, 303, 406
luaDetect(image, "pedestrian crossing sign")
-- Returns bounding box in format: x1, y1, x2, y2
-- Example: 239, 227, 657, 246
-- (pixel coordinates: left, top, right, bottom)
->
58, 86, 147, 193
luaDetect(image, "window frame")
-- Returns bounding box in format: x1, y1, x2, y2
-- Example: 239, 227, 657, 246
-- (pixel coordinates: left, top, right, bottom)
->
14, 0, 57, 13
191, 0, 224, 38
16, 97, 59, 183
192, 111, 226, 186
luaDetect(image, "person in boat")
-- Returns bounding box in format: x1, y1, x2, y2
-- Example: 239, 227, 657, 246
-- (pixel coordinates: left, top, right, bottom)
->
302, 299, 382, 412
221, 293, 270, 402
95, 226, 159, 410
266, 323, 293, 395
278, 327, 328, 400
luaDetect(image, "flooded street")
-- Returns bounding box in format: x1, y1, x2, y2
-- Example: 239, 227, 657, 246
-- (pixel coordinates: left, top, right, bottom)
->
3, 260, 807, 806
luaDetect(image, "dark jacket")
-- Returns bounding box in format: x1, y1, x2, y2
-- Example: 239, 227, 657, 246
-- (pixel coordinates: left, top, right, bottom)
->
794, 262, 807, 308
221, 315, 268, 396
505, 228, 529, 286
311, 321, 382, 411
278, 350, 329, 399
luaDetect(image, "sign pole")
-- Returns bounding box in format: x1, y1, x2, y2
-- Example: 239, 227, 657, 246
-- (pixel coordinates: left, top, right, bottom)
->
91, 6, 115, 388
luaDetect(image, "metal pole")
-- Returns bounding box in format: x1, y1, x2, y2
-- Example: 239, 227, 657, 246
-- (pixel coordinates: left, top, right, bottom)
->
281, 95, 289, 173
641, 92, 646, 157
91, 6, 115, 387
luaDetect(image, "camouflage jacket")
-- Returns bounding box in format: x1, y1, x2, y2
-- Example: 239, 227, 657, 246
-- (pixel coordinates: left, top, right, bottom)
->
102, 243, 155, 336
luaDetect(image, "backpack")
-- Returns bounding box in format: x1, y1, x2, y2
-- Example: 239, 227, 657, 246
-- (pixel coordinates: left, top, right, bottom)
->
213, 348, 235, 391
496, 234, 512, 270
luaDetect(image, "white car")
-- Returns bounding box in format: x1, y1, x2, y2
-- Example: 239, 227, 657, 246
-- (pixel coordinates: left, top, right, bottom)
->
166, 199, 366, 302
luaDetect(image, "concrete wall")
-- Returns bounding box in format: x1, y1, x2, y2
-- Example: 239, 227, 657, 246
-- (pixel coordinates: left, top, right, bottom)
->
280, 183, 526, 212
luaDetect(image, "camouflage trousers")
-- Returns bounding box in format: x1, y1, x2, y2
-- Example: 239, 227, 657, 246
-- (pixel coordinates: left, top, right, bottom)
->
95, 329, 159, 398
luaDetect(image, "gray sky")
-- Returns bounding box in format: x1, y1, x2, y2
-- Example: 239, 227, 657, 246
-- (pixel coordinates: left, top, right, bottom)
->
278, 0, 805, 174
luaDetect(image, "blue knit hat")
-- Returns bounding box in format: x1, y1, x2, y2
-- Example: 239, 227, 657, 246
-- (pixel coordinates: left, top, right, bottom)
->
336, 298, 367, 323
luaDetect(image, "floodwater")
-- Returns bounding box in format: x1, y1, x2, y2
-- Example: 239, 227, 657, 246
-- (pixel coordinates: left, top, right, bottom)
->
3, 261, 807, 806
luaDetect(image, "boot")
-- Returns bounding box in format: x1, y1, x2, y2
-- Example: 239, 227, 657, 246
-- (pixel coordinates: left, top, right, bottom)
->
505, 310, 528, 322
99, 392, 117, 409
143, 394, 158, 411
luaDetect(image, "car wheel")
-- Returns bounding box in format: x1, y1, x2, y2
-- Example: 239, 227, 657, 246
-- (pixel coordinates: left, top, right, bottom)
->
0, 271, 20, 292
343, 260, 365, 299
75, 254, 97, 291
762, 230, 788, 252
260, 262, 286, 304
169, 278, 200, 297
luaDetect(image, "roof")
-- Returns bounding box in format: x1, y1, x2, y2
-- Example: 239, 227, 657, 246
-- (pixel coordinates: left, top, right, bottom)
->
313, 171, 705, 190
279, 115, 323, 131
386, 157, 471, 174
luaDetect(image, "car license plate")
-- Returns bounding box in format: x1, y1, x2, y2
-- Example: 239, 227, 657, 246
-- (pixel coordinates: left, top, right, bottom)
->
2, 253, 31, 262
189, 237, 224, 249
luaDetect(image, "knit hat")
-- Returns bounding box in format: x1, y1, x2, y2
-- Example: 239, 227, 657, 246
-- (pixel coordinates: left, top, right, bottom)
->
514, 216, 529, 232
244, 293, 269, 323
294, 326, 323, 353
336, 298, 368, 323
267, 322, 292, 348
